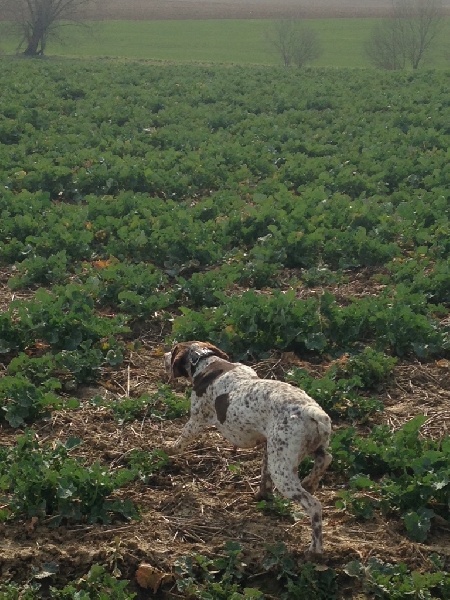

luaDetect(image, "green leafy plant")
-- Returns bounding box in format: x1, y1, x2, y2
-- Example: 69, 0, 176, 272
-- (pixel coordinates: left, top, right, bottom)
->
386, 256, 450, 306
403, 507, 435, 543
173, 288, 448, 360
344, 557, 450, 600
125, 449, 170, 484
50, 564, 137, 600
0, 564, 137, 600
287, 347, 396, 420
335, 475, 378, 521
106, 385, 189, 424
256, 496, 293, 518
332, 417, 450, 541
83, 261, 174, 317
332, 347, 397, 390
175, 541, 264, 599
0, 565, 137, 600
0, 432, 137, 524
287, 366, 385, 422
263, 543, 338, 600
8, 284, 129, 352
6, 346, 107, 391
178, 264, 240, 309
0, 374, 63, 427
0, 583, 41, 600
8, 250, 70, 289
173, 289, 333, 358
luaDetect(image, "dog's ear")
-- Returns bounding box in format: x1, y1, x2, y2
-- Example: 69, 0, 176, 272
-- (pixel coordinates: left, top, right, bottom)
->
203, 342, 229, 361
171, 343, 190, 379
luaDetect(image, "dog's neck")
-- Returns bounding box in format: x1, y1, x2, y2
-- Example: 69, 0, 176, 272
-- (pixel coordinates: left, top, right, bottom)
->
191, 357, 237, 395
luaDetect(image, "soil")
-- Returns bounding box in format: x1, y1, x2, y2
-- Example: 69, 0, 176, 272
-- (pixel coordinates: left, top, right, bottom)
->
1, 264, 450, 597
86, 0, 450, 20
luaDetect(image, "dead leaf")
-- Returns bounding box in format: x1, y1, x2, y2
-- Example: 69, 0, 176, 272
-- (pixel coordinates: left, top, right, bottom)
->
135, 563, 172, 592
92, 259, 112, 269
436, 359, 450, 369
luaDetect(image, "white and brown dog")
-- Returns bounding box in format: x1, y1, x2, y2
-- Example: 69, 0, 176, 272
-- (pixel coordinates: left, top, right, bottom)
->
164, 341, 332, 555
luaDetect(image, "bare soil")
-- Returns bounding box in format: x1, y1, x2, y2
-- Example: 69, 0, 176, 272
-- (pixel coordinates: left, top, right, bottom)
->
86, 0, 450, 20
1, 265, 449, 597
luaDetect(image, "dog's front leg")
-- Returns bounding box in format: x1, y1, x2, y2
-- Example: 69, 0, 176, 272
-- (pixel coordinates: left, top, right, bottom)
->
170, 418, 204, 453
167, 395, 207, 454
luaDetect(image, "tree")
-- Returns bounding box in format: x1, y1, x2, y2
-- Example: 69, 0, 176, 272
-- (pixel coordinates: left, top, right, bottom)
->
0, 0, 94, 56
366, 0, 443, 69
268, 20, 321, 68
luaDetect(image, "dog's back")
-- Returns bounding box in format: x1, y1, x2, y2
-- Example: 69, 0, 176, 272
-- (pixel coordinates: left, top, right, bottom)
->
193, 362, 331, 455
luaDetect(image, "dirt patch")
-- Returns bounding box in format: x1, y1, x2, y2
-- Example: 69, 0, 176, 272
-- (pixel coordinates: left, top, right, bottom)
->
85, 0, 437, 21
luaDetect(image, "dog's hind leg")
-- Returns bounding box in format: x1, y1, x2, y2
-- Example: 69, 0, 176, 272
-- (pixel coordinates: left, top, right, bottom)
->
301, 446, 332, 494
267, 445, 325, 555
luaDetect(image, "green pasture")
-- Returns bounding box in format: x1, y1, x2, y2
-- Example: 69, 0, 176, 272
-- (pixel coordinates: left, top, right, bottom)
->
1, 18, 450, 67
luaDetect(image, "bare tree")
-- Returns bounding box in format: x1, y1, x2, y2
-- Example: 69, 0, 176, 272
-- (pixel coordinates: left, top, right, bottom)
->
366, 19, 406, 70
269, 20, 296, 67
292, 27, 322, 68
366, 0, 443, 69
0, 0, 95, 56
268, 19, 321, 68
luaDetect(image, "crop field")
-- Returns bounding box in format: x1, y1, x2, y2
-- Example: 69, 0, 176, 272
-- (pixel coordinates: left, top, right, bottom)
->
0, 59, 449, 598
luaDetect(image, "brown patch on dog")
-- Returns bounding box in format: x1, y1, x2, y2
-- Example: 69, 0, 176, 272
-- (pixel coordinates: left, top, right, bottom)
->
193, 360, 237, 396
215, 393, 230, 424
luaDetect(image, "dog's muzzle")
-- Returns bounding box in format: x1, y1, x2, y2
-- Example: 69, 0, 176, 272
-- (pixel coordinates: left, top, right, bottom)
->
164, 351, 172, 379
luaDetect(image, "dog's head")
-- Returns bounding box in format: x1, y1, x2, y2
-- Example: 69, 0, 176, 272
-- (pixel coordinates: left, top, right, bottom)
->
165, 341, 229, 380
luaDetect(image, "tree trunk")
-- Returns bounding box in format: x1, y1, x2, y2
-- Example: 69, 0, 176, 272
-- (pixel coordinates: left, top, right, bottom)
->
23, 27, 45, 56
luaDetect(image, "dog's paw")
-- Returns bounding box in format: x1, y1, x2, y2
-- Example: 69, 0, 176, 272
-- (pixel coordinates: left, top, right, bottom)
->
254, 489, 273, 502
304, 548, 324, 562
164, 443, 180, 456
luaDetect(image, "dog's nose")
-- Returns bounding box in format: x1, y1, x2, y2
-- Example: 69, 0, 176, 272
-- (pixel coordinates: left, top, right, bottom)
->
164, 352, 177, 383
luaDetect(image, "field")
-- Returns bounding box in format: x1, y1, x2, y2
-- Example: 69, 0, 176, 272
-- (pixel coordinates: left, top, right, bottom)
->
1, 17, 450, 68
0, 58, 450, 598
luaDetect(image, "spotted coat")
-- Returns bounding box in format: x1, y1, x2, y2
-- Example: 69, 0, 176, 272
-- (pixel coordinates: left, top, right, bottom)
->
164, 341, 332, 555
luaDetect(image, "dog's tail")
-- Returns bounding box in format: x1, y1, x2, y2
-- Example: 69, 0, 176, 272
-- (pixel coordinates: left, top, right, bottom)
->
309, 411, 332, 450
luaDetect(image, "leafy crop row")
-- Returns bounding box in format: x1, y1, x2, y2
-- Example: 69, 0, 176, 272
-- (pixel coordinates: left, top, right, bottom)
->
0, 433, 136, 524
173, 287, 447, 359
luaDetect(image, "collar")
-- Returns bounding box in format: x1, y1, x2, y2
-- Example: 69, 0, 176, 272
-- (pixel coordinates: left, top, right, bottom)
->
190, 348, 216, 375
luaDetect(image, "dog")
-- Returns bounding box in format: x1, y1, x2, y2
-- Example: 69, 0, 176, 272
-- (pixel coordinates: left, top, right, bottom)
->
164, 341, 332, 555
